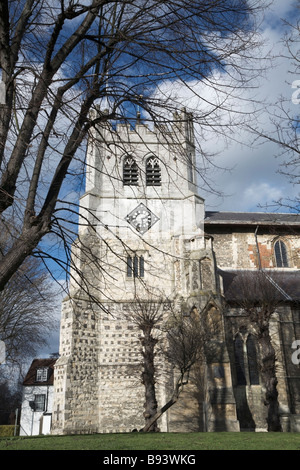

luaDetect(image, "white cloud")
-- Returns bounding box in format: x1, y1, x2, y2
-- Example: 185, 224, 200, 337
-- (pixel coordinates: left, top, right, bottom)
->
35, 278, 66, 358
199, 2, 300, 212
151, 3, 300, 215
264, 0, 298, 22
243, 182, 285, 208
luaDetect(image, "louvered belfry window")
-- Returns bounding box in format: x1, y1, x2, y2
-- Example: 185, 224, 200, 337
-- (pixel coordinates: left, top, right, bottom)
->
123, 156, 138, 185
146, 156, 161, 186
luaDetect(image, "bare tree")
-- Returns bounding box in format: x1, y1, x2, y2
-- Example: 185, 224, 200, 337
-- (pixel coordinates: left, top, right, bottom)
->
127, 295, 220, 432
0, 1, 268, 294
0, 256, 59, 369
272, 20, 300, 211
125, 294, 165, 432
141, 307, 204, 432
249, 18, 300, 211
0, 381, 21, 425
225, 269, 286, 431
0, 223, 59, 369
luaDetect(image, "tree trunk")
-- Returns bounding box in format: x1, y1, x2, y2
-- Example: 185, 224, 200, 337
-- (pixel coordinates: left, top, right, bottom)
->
0, 222, 49, 291
141, 376, 184, 432
140, 326, 159, 432
258, 329, 282, 432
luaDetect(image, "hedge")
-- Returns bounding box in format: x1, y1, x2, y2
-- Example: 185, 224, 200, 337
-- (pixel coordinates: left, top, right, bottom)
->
0, 425, 19, 437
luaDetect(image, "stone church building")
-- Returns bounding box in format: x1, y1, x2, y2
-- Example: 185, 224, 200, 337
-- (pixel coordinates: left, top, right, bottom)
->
51, 109, 300, 434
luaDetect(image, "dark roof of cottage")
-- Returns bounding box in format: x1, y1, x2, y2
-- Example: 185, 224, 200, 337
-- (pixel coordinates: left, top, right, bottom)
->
219, 269, 300, 302
23, 358, 57, 386
205, 211, 300, 226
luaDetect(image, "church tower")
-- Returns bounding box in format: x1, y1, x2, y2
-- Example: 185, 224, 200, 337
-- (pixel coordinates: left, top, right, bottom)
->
52, 109, 238, 434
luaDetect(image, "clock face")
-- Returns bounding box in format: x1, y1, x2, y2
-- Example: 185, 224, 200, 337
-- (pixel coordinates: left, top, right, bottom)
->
126, 203, 159, 235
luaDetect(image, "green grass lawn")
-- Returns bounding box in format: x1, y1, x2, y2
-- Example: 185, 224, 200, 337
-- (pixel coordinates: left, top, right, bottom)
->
0, 432, 300, 451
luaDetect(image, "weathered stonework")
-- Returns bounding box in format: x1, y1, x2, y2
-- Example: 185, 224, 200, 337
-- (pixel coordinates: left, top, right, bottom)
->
205, 212, 300, 431
52, 114, 300, 435
52, 110, 225, 434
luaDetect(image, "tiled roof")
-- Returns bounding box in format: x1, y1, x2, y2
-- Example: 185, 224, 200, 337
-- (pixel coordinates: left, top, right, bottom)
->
219, 269, 300, 302
23, 358, 57, 386
205, 211, 300, 226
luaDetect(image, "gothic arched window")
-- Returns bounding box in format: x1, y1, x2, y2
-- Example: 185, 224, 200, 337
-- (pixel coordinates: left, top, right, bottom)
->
146, 156, 161, 186
234, 335, 246, 385
123, 156, 138, 185
274, 240, 289, 267
234, 334, 260, 386
246, 335, 260, 385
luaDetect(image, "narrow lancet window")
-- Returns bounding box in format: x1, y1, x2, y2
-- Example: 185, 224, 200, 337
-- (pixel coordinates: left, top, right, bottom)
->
234, 335, 246, 385
246, 335, 260, 385
127, 255, 144, 278
187, 153, 194, 183
127, 256, 133, 277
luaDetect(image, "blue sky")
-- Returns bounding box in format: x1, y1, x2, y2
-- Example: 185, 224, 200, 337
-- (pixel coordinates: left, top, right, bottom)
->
36, 0, 300, 358
200, 0, 300, 213
145, 1, 300, 214
43, 0, 300, 217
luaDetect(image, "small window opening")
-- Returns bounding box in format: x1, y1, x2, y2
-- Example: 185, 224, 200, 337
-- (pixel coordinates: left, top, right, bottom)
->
34, 394, 46, 412
187, 153, 194, 183
127, 255, 144, 278
36, 368, 48, 382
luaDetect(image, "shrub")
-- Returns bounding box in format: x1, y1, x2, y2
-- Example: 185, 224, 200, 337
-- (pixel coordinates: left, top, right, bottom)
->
0, 425, 19, 437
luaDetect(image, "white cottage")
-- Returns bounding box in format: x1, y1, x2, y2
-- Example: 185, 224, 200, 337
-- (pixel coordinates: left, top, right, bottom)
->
20, 358, 56, 436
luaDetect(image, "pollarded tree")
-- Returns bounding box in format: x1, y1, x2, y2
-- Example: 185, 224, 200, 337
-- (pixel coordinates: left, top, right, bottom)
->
140, 306, 206, 433
0, 0, 268, 294
126, 295, 165, 432
0, 256, 59, 372
225, 269, 287, 431
126, 294, 221, 432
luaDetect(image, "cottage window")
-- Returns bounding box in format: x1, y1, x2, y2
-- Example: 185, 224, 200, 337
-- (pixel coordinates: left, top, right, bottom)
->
34, 394, 46, 412
36, 367, 48, 382
274, 240, 289, 267
123, 156, 138, 185
146, 156, 161, 186
127, 255, 144, 278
